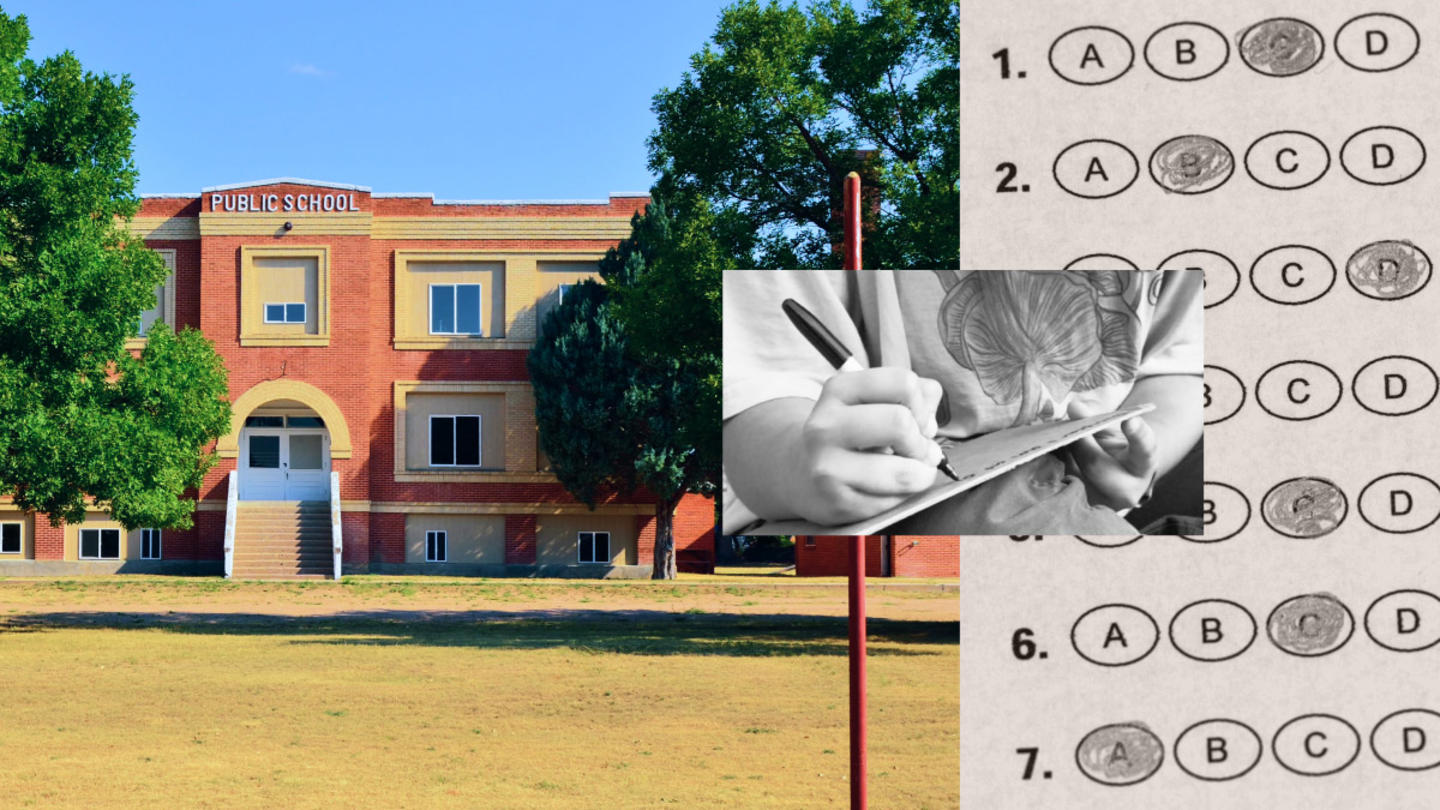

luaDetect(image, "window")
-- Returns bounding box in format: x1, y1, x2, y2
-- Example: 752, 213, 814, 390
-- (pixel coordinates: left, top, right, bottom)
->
140, 529, 161, 560
134, 249, 176, 342
80, 528, 121, 560
264, 302, 306, 324
245, 415, 285, 428
0, 522, 19, 554
578, 531, 611, 564
429, 415, 482, 467
804, 537, 816, 548
556, 283, 575, 306
425, 530, 447, 562
430, 284, 482, 336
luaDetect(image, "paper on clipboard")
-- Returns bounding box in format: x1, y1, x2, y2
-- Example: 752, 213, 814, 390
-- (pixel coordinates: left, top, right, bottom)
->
747, 403, 1154, 536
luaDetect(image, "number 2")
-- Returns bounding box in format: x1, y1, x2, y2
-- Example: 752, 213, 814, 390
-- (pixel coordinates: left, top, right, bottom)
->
996, 162, 1020, 192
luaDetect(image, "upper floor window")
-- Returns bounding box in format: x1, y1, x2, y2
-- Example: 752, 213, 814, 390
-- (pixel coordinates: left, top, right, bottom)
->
429, 414, 482, 467
264, 303, 307, 324
239, 245, 330, 347
429, 283, 482, 336
132, 249, 177, 345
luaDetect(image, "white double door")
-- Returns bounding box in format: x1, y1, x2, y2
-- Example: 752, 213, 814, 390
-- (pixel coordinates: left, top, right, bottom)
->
239, 429, 330, 500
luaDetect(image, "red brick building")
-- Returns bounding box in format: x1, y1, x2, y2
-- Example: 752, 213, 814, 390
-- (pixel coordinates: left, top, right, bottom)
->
794, 536, 959, 578
0, 178, 714, 578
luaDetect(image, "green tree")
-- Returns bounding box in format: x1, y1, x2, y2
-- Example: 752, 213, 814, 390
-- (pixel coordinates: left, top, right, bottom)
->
0, 11, 230, 528
528, 216, 720, 580
650, 0, 958, 269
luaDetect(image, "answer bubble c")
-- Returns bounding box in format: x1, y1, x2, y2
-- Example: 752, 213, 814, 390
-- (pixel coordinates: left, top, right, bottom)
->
1245, 130, 1330, 190
1273, 714, 1359, 776
1250, 245, 1336, 305
1256, 361, 1342, 420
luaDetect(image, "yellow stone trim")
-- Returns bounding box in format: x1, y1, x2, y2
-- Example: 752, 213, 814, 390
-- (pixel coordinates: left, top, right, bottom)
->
373, 217, 632, 241
238, 245, 331, 347
125, 249, 177, 351
199, 212, 373, 236
392, 249, 603, 350
393, 381, 546, 481
195, 499, 650, 515
217, 379, 353, 459
127, 216, 200, 240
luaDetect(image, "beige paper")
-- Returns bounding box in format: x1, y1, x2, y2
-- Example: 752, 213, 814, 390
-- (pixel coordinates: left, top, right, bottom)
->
960, 1, 1440, 805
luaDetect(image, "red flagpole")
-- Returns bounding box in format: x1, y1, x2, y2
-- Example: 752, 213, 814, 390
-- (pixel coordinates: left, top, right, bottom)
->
842, 171, 867, 810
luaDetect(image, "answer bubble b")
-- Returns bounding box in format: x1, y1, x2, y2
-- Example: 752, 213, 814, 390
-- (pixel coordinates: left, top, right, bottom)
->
1054, 140, 1140, 198
1273, 714, 1360, 776
1203, 365, 1245, 425
1256, 360, 1342, 420
1341, 126, 1426, 186
1168, 598, 1258, 662
1150, 134, 1234, 194
1364, 589, 1440, 652
1245, 131, 1330, 190
1158, 249, 1238, 308
1049, 26, 1135, 85
1144, 22, 1229, 81
1183, 482, 1250, 543
1250, 245, 1336, 305
1371, 710, 1440, 771
1352, 356, 1439, 416
1174, 719, 1264, 781
1358, 473, 1440, 534
1071, 604, 1160, 667
1336, 13, 1421, 73
1074, 534, 1142, 548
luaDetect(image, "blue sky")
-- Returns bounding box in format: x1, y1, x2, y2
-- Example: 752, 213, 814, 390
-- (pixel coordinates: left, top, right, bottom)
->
11, 1, 740, 199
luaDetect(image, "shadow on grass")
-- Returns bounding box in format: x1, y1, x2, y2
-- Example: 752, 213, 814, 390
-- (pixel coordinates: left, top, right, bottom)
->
0, 609, 957, 658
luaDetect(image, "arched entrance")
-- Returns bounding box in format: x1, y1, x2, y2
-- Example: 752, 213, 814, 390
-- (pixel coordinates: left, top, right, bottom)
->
217, 380, 353, 502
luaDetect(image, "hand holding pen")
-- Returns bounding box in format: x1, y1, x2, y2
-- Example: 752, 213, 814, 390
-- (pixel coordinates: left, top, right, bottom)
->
781, 297, 959, 508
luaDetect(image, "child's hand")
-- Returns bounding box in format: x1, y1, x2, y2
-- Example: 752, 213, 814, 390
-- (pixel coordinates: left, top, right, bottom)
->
1067, 416, 1159, 512
791, 367, 945, 524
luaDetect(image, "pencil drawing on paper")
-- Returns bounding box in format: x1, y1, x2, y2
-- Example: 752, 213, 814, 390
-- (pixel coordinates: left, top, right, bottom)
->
1267, 593, 1354, 656
932, 270, 1139, 427
1074, 722, 1165, 786
1346, 240, 1432, 300
1238, 18, 1324, 76
1263, 477, 1347, 537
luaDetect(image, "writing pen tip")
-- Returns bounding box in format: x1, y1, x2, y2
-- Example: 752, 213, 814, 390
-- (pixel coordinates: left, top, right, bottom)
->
937, 457, 960, 482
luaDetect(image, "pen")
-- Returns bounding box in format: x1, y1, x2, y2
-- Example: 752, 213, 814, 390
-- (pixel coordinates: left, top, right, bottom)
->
781, 297, 960, 482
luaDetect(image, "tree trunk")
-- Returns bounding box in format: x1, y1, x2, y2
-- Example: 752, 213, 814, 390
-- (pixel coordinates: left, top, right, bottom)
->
651, 498, 678, 580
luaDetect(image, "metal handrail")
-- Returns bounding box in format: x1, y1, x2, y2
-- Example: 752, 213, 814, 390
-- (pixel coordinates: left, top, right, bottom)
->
223, 469, 238, 578
330, 471, 342, 581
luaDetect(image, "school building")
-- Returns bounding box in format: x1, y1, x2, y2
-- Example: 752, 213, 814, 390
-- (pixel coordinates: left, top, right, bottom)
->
794, 536, 959, 578
0, 179, 715, 579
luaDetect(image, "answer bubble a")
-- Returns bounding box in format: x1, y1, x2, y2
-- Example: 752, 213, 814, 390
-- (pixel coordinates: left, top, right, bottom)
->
1372, 710, 1440, 771
1239, 18, 1325, 77
1049, 26, 1135, 85
1174, 719, 1264, 781
1266, 593, 1354, 657
1273, 714, 1360, 776
1364, 589, 1440, 652
1074, 535, 1142, 548
1203, 365, 1245, 425
1144, 22, 1229, 81
1075, 722, 1165, 785
1158, 249, 1238, 308
1352, 356, 1439, 416
1071, 604, 1160, 667
1183, 482, 1250, 543
1245, 131, 1330, 190
1053, 140, 1140, 199
1250, 245, 1336, 305
1341, 126, 1426, 186
1358, 474, 1440, 534
1168, 598, 1258, 662
1256, 361, 1342, 420
1150, 135, 1234, 194
1336, 13, 1421, 73
1262, 477, 1347, 538
1064, 253, 1138, 271
1346, 240, 1431, 300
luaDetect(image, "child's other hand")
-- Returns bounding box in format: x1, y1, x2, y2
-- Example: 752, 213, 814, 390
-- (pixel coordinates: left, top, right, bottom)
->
794, 367, 944, 524
1067, 415, 1159, 511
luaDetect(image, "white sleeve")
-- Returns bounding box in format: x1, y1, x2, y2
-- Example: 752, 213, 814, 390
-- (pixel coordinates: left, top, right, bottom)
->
1138, 269, 1204, 378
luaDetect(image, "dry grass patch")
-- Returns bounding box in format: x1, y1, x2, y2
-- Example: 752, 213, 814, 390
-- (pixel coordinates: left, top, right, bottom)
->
0, 582, 957, 808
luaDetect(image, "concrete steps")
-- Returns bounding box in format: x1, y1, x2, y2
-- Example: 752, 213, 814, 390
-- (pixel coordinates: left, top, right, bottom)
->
231, 501, 334, 580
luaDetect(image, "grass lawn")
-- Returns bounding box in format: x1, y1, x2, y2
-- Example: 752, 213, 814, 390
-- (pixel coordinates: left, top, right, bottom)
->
0, 578, 958, 808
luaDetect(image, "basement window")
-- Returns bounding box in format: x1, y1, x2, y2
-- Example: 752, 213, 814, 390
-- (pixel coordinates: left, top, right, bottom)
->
425, 530, 447, 563
79, 528, 121, 560
140, 529, 162, 560
577, 531, 610, 564
0, 522, 19, 554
